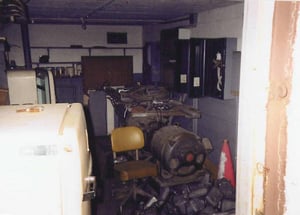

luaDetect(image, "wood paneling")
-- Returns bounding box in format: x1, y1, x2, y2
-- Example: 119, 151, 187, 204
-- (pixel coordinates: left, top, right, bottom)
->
82, 56, 133, 92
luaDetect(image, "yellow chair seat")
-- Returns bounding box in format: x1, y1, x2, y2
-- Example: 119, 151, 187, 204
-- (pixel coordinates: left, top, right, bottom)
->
114, 160, 157, 181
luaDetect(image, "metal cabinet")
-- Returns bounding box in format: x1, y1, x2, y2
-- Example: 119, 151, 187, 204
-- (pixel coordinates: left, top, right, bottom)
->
175, 37, 239, 99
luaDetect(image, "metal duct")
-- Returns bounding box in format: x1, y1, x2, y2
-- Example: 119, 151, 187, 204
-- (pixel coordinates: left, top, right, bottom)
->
0, 0, 28, 23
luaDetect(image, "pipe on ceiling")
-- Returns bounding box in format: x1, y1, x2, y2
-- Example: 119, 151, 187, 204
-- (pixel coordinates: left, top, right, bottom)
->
0, 0, 28, 23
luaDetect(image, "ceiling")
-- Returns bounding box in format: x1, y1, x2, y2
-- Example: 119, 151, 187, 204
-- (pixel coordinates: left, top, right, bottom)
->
1, 0, 243, 25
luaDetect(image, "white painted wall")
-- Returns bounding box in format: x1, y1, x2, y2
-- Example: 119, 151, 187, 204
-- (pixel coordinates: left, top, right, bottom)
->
143, 3, 244, 51
236, 0, 274, 214
191, 3, 244, 51
2, 24, 143, 74
143, 19, 190, 43
29, 25, 142, 47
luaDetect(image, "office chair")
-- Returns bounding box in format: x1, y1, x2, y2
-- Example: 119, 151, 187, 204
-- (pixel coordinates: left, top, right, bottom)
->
110, 126, 158, 214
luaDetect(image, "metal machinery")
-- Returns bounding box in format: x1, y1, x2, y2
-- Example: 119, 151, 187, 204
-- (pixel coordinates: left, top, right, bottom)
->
151, 125, 212, 178
150, 125, 235, 215
7, 68, 56, 105
105, 85, 235, 215
0, 103, 95, 215
105, 85, 200, 132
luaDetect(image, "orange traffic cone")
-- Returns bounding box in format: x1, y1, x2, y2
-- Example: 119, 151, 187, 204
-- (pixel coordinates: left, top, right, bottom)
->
217, 139, 236, 187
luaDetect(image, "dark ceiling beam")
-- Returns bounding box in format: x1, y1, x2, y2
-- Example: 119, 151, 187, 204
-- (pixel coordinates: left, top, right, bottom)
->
28, 13, 197, 26
29, 17, 168, 26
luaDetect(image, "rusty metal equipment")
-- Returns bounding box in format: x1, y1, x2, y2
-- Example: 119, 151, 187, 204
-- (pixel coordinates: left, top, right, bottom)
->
105, 85, 235, 214
105, 85, 201, 132
151, 125, 212, 178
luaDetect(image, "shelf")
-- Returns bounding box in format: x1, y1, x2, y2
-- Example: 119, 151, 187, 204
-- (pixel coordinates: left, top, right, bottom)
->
31, 46, 142, 50
32, 62, 82, 78
32, 62, 81, 65
30, 46, 143, 64
54, 75, 83, 79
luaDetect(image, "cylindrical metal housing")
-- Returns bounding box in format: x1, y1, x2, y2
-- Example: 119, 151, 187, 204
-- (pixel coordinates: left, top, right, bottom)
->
151, 125, 209, 176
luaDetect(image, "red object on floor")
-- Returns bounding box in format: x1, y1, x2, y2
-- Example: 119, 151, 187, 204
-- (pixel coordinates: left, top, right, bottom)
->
217, 139, 236, 187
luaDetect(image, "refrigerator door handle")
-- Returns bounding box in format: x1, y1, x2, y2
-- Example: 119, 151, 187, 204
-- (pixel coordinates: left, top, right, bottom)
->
82, 176, 96, 201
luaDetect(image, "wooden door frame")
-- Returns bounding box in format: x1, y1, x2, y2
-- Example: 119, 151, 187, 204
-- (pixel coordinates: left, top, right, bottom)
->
237, 1, 300, 214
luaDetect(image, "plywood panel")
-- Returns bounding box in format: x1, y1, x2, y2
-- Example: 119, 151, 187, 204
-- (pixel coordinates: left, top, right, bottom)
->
82, 56, 133, 92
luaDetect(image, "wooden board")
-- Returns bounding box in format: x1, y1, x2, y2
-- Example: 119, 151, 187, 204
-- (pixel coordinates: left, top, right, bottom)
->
82, 56, 133, 92
0, 88, 9, 105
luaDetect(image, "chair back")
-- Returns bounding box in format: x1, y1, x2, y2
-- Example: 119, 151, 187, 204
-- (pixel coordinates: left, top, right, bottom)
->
111, 126, 144, 160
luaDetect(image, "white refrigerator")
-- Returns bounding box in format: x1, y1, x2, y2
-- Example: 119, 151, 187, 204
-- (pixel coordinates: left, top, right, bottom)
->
0, 103, 95, 215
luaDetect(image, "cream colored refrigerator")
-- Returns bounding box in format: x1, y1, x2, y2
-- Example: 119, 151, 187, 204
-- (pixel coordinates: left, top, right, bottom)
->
0, 103, 95, 215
